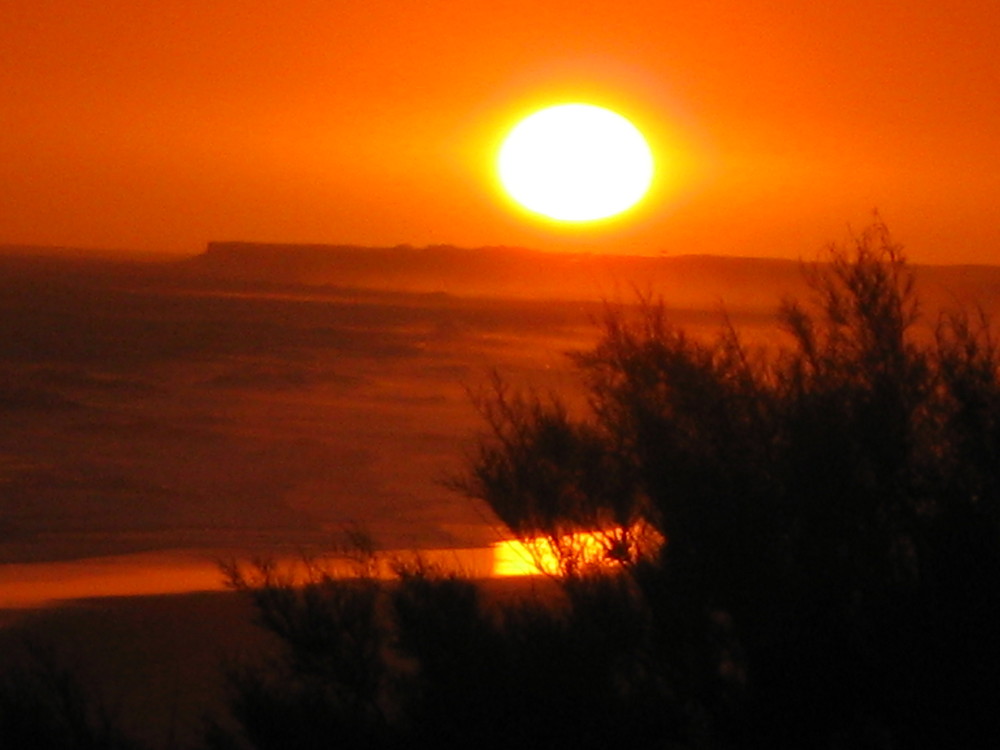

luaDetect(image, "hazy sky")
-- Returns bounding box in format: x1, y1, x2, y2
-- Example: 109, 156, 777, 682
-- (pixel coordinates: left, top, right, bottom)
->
3, 0, 999, 262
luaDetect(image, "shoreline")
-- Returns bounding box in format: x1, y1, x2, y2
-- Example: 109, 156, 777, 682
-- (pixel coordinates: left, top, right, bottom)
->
0, 544, 511, 612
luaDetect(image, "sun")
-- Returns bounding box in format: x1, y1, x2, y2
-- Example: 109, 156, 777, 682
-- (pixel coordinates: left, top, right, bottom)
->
497, 103, 654, 222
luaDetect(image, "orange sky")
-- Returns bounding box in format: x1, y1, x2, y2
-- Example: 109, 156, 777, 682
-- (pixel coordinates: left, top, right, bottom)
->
3, 0, 999, 262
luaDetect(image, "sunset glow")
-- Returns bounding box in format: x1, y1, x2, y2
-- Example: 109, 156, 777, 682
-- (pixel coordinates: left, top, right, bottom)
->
2, 2, 999, 259
1, 3, 999, 744
497, 104, 654, 222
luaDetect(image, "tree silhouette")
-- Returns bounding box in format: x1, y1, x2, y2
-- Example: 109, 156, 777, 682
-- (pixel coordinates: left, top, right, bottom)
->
214, 221, 1000, 749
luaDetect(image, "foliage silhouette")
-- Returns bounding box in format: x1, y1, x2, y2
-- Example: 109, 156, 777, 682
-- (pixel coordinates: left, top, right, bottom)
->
213, 221, 1000, 749
0, 639, 143, 750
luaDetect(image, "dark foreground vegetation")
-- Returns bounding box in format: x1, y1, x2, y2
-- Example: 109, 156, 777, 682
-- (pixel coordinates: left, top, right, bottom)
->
3, 222, 1000, 748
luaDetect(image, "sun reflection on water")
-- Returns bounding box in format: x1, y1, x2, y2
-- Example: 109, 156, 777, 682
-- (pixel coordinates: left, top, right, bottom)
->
491, 523, 663, 577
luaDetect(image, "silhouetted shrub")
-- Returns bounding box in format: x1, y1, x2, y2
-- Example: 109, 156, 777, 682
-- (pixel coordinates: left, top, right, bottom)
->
206, 542, 397, 750
216, 221, 1000, 749
457, 220, 1000, 747
212, 555, 678, 750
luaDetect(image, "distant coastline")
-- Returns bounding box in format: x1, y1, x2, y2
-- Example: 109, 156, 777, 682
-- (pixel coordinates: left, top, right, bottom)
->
185, 241, 1000, 312
5, 241, 1000, 312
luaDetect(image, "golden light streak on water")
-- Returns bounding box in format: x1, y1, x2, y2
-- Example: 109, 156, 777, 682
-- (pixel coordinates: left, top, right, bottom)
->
491, 523, 664, 577
0, 530, 662, 613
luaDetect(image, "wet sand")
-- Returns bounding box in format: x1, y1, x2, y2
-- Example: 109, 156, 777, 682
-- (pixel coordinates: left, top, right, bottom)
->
0, 544, 511, 611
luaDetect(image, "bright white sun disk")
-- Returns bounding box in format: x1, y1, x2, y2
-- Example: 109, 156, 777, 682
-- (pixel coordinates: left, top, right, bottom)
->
498, 104, 654, 222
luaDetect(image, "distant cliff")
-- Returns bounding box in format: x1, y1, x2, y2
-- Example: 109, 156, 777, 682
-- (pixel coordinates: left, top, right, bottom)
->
179, 241, 1000, 315
184, 242, 815, 309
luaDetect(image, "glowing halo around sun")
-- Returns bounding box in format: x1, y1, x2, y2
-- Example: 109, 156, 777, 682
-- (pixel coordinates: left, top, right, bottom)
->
498, 103, 655, 222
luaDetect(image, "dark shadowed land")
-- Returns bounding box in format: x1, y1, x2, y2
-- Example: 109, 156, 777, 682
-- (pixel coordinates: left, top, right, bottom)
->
0, 573, 555, 749
0, 590, 266, 749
